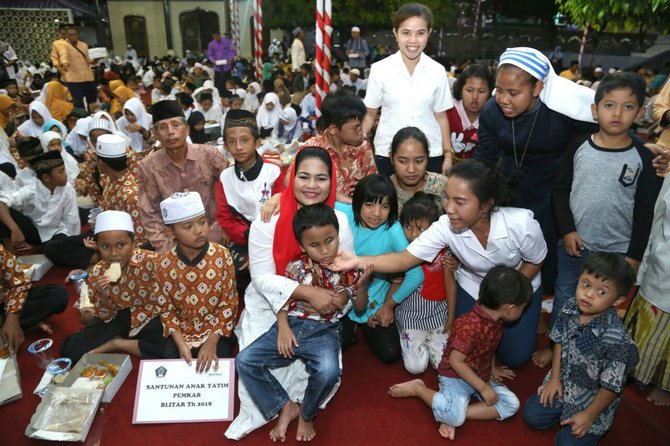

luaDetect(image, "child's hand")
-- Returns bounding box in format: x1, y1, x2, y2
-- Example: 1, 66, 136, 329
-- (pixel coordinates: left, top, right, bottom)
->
442, 319, 454, 335
357, 264, 374, 286
491, 364, 516, 383
260, 193, 281, 222
64, 269, 86, 284
375, 303, 395, 327
539, 378, 563, 407
177, 341, 193, 366
80, 308, 95, 324
562, 232, 584, 257
125, 122, 142, 133
94, 275, 111, 299
83, 236, 97, 250
442, 253, 460, 272
479, 384, 499, 406
367, 313, 381, 328
196, 337, 219, 374
277, 327, 298, 359
561, 410, 595, 438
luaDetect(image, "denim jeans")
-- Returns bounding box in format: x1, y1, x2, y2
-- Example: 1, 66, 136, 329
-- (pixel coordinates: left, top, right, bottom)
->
432, 376, 520, 426
455, 284, 543, 368
236, 317, 341, 422
552, 241, 591, 329
524, 394, 602, 446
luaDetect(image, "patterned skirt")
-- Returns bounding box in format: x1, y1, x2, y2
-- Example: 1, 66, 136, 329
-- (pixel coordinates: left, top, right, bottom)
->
624, 292, 670, 391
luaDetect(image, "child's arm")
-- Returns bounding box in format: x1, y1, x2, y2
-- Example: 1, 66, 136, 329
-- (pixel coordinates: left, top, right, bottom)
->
552, 138, 583, 257
353, 264, 374, 314
277, 310, 297, 359
449, 349, 498, 406
0, 200, 24, 249
371, 279, 400, 327
539, 343, 563, 407
443, 266, 457, 335
214, 179, 250, 245
170, 330, 193, 365
561, 388, 618, 438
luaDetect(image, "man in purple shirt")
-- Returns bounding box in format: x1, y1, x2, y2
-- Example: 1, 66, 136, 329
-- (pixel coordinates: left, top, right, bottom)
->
207, 30, 236, 95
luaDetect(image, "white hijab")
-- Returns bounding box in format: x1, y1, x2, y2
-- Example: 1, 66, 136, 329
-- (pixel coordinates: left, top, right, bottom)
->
116, 98, 152, 152
65, 116, 93, 156
17, 101, 53, 137
256, 92, 281, 131
243, 82, 261, 113
38, 131, 80, 184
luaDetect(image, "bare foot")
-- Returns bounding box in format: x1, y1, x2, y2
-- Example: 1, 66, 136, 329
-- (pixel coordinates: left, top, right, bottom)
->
389, 378, 425, 398
38, 321, 53, 335
532, 348, 552, 368
438, 423, 456, 440
270, 401, 299, 442
296, 416, 316, 442
646, 387, 670, 406
89, 337, 120, 354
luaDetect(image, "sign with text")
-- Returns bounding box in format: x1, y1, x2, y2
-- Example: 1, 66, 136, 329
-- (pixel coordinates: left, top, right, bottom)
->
132, 359, 235, 424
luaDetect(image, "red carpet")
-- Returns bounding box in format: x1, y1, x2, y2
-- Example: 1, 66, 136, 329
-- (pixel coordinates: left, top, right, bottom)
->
2, 265, 668, 445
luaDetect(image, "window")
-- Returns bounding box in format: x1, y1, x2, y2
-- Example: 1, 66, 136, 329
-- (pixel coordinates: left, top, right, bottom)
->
124, 15, 149, 58
179, 8, 220, 55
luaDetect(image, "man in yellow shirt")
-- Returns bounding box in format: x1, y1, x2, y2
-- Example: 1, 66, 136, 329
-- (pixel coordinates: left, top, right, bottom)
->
559, 60, 580, 82
50, 23, 68, 72
55, 24, 95, 110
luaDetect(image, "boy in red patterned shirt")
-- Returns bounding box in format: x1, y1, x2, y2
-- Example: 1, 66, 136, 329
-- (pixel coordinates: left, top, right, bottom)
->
389, 266, 532, 441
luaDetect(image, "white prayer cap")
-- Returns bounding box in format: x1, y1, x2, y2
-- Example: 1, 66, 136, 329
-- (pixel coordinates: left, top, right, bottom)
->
194, 62, 204, 70
350, 68, 360, 76
96, 134, 127, 158
160, 191, 206, 225
39, 131, 62, 151
94, 210, 134, 234
594, 66, 603, 73
89, 118, 115, 135
498, 47, 595, 123
279, 107, 297, 126
73, 116, 93, 137
351, 26, 360, 33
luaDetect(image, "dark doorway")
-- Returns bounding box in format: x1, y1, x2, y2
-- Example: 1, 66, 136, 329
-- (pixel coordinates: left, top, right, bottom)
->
124, 15, 149, 58
179, 8, 220, 56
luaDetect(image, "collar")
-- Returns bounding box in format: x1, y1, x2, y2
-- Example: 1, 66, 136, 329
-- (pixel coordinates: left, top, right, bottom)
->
158, 144, 197, 168
473, 302, 500, 325
36, 179, 60, 196
457, 210, 509, 242
176, 241, 210, 266
565, 302, 618, 337
455, 100, 479, 130
234, 151, 263, 181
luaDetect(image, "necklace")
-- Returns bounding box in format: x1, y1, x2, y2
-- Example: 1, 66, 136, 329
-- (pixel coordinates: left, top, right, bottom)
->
511, 105, 541, 170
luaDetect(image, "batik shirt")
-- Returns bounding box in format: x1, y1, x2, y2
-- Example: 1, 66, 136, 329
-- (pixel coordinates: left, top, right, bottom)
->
0, 244, 31, 314
284, 254, 360, 322
546, 301, 639, 435
302, 133, 377, 200
87, 248, 158, 336
155, 242, 238, 348
393, 171, 447, 214
78, 147, 140, 205
99, 170, 147, 246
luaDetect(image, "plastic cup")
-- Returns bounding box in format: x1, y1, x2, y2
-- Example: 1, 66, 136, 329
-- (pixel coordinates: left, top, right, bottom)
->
47, 358, 72, 384
27, 338, 54, 369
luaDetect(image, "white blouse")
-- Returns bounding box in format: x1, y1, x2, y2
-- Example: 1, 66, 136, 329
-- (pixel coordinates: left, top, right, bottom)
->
364, 51, 453, 157
407, 207, 547, 298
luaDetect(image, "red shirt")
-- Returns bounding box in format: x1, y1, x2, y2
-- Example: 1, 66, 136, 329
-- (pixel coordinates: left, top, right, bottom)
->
420, 247, 447, 301
438, 303, 503, 382
447, 107, 478, 162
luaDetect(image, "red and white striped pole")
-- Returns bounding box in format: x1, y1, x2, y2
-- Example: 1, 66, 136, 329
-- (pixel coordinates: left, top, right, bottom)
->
228, 0, 241, 57
253, 0, 263, 80
578, 24, 589, 69
323, 0, 332, 96
315, 0, 325, 113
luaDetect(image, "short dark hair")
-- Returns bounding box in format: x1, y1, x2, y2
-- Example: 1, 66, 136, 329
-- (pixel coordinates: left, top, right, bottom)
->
393, 2, 433, 30
450, 159, 512, 208
452, 64, 494, 101
594, 72, 646, 108
97, 155, 128, 172
479, 266, 533, 309
293, 203, 339, 242
320, 89, 366, 129
400, 191, 441, 226
580, 253, 636, 298
352, 174, 398, 229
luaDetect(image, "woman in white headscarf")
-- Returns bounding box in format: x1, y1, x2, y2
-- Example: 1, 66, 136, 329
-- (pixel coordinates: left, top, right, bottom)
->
17, 101, 53, 137
65, 116, 93, 156
38, 130, 80, 184
243, 82, 261, 114
115, 97, 152, 153
256, 92, 280, 139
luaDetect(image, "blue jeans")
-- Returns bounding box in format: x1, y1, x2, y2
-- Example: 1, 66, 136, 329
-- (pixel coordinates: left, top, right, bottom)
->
235, 317, 341, 422
552, 241, 591, 329
432, 376, 519, 426
524, 394, 602, 445
455, 284, 543, 368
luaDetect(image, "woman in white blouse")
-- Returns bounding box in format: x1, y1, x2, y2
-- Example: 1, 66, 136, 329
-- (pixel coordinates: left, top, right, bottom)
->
332, 159, 547, 369
363, 3, 454, 177
225, 147, 354, 440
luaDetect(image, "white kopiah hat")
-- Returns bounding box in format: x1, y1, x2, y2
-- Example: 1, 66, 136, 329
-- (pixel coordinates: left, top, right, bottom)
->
160, 191, 206, 225
96, 134, 127, 158
94, 210, 134, 234
351, 26, 360, 33
350, 68, 360, 76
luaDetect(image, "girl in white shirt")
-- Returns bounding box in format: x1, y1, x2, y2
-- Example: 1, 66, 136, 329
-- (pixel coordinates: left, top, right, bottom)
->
332, 159, 547, 369
363, 3, 454, 177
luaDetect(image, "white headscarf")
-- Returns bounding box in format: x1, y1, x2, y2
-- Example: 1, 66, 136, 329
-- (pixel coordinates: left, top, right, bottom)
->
65, 116, 92, 156
498, 47, 595, 123
38, 130, 80, 183
243, 82, 261, 113
17, 101, 53, 137
93, 111, 119, 130
116, 97, 152, 152
39, 131, 62, 151
256, 92, 281, 132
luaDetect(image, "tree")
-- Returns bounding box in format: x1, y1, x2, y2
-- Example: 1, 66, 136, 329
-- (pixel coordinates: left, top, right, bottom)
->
264, 0, 454, 30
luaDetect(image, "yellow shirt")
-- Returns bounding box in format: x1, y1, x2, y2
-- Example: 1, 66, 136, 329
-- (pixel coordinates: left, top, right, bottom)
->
56, 40, 94, 83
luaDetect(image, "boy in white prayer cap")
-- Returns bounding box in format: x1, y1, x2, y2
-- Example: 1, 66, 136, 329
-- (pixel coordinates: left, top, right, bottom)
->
60, 210, 163, 363
155, 191, 239, 373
